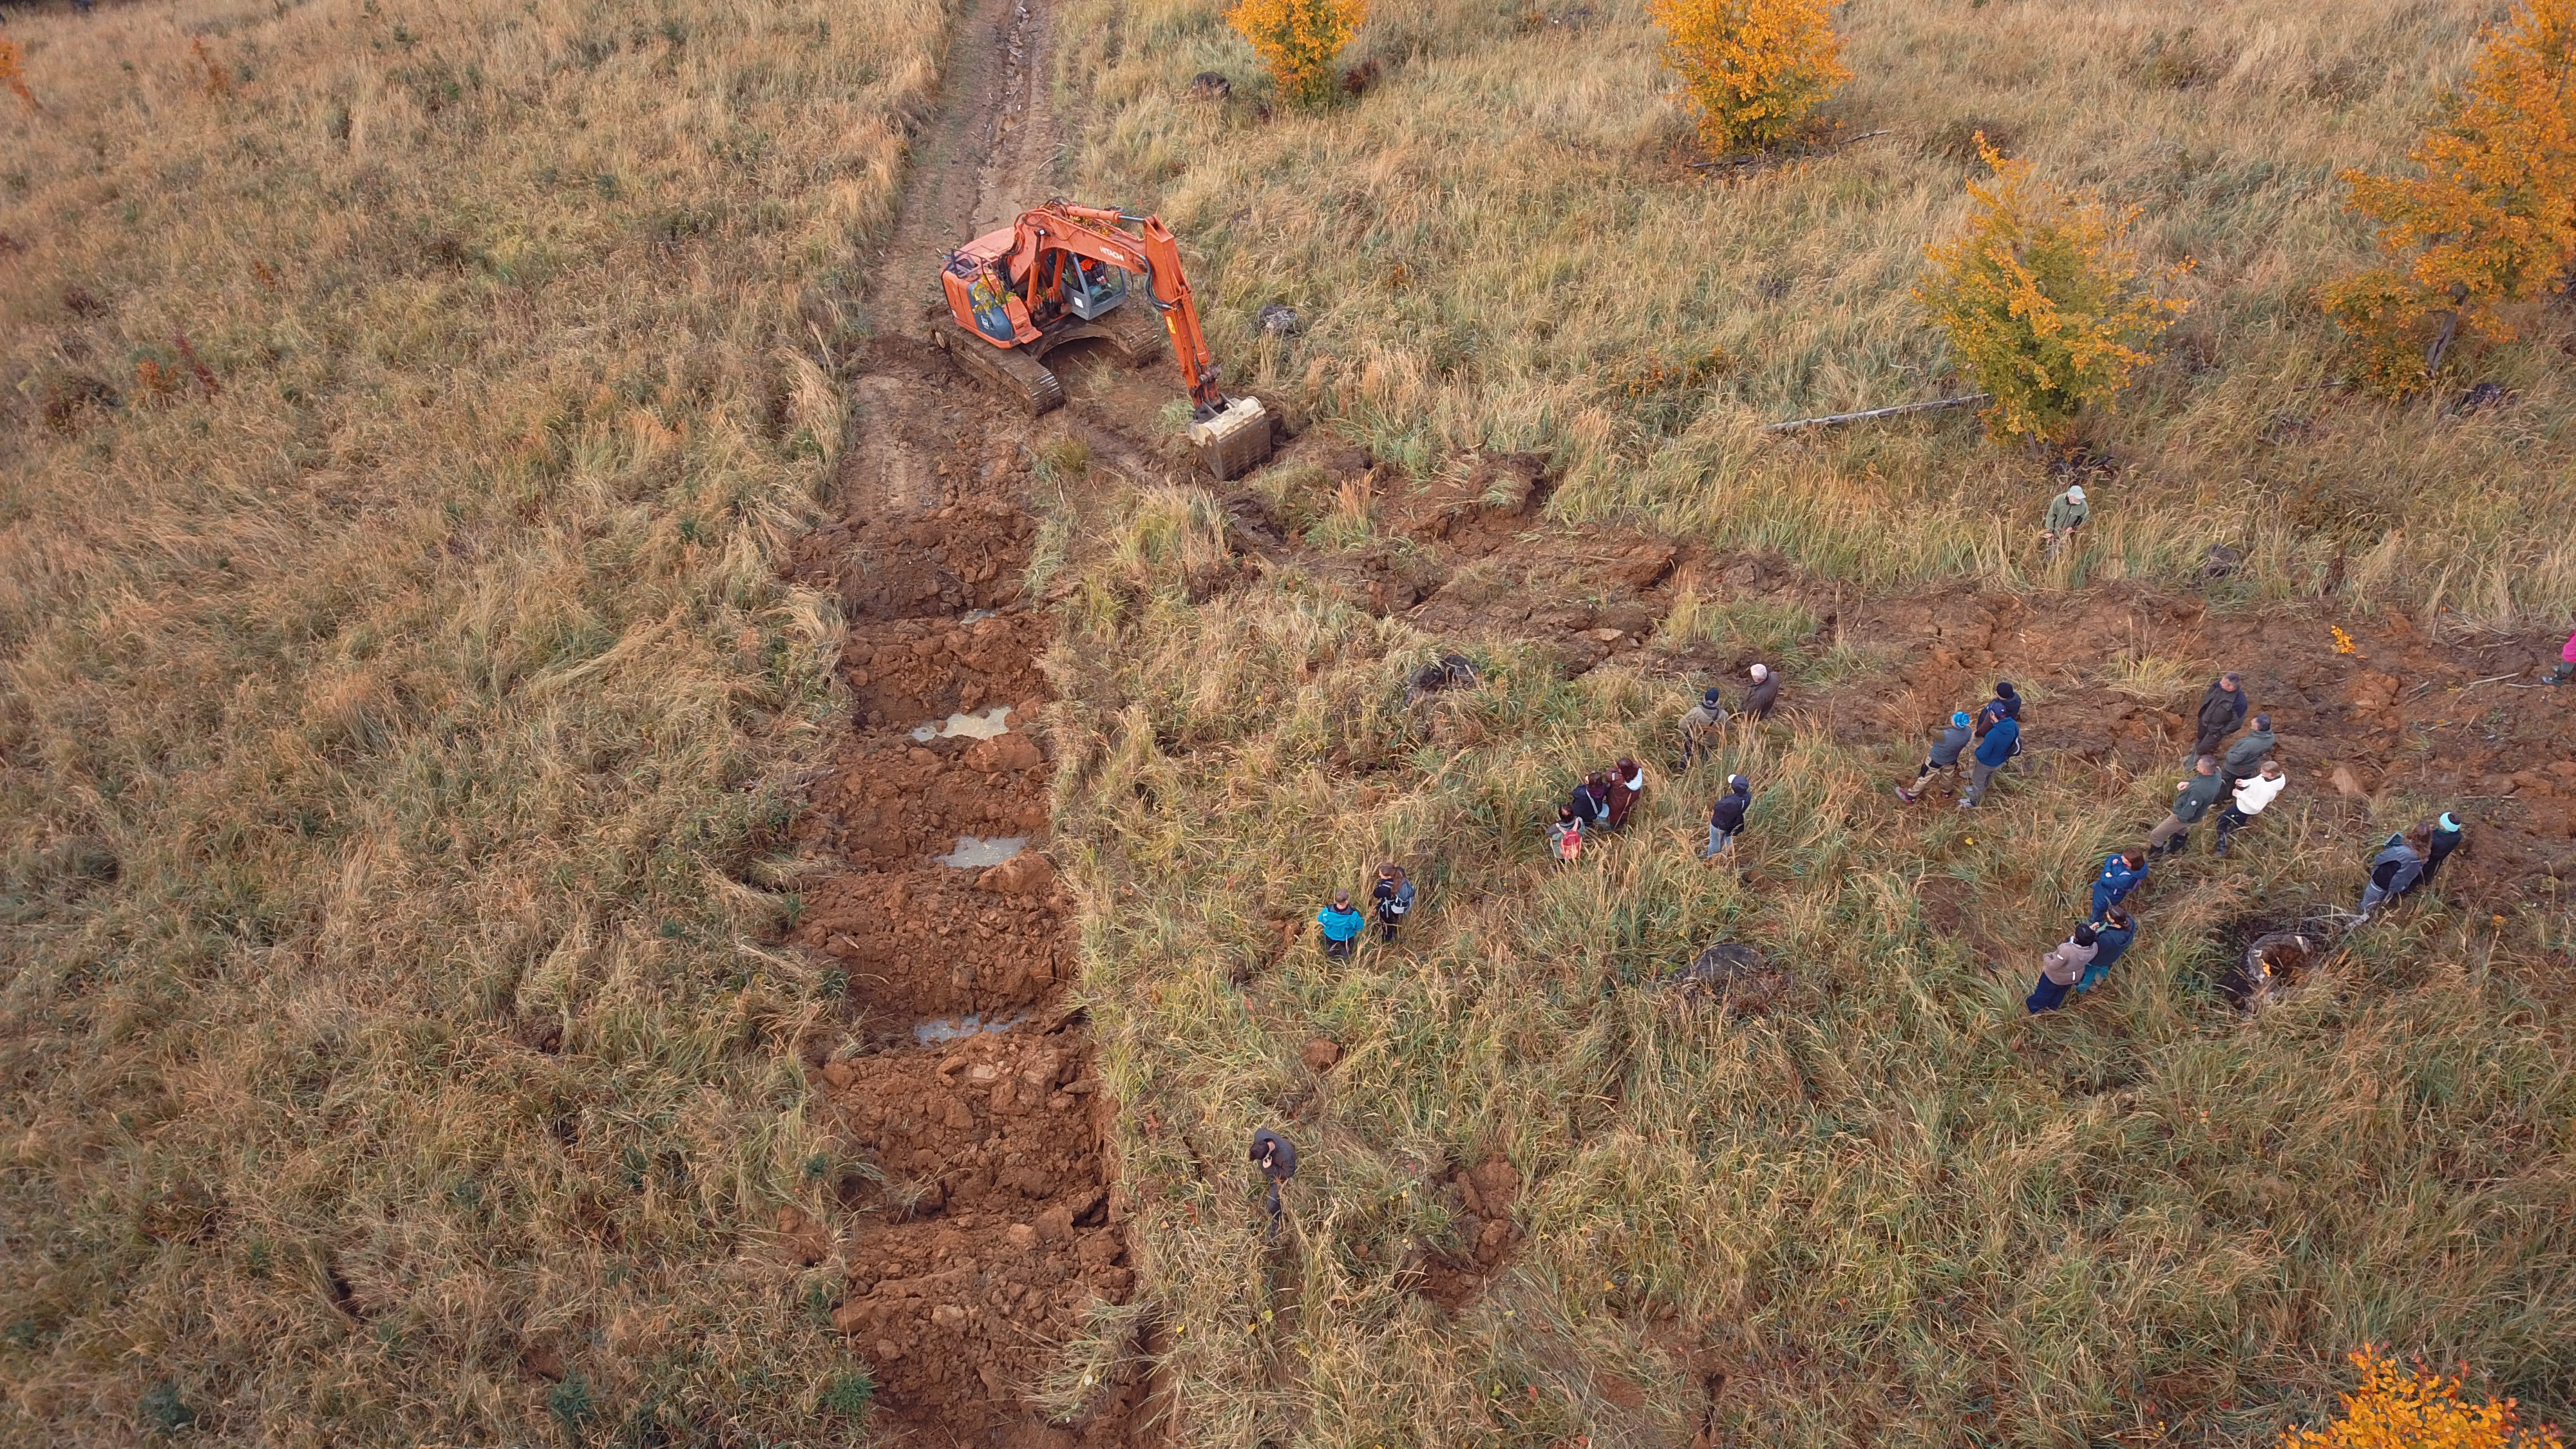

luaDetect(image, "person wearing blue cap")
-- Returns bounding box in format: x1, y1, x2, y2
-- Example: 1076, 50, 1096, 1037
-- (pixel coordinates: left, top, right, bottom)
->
2420, 813, 2465, 885
1897, 710, 1975, 803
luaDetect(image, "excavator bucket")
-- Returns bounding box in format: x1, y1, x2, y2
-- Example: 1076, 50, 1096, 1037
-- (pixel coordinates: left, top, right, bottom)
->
1188, 395, 1273, 480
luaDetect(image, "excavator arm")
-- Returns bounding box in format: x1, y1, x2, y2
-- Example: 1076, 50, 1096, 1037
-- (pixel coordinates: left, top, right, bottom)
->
1007, 204, 1229, 415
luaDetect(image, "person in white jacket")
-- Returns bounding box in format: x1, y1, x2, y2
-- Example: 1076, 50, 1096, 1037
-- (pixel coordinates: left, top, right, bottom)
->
2213, 759, 2286, 857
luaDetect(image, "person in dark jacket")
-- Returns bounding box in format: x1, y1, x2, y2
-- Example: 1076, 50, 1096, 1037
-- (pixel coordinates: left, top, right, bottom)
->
2220, 713, 2275, 782
1569, 772, 1613, 829
1317, 889, 1367, 958
2027, 925, 2098, 1014
2146, 757, 2226, 855
1960, 713, 2019, 808
1743, 663, 1781, 721
2089, 850, 2148, 921
1897, 710, 1974, 803
1604, 759, 1647, 831
1250, 1127, 1298, 1226
2192, 672, 2248, 759
1370, 862, 1415, 942
1706, 774, 1752, 858
1973, 681, 2022, 739
2356, 833, 2424, 919
2421, 813, 2466, 884
2076, 907, 2136, 992
1678, 687, 1727, 767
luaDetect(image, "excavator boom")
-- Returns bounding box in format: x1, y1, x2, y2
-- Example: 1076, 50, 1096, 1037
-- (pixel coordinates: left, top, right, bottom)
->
936, 202, 1273, 479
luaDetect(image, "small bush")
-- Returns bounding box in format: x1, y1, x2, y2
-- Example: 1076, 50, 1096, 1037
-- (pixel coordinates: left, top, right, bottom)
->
547, 1372, 598, 1436
2318, 0, 2576, 393
2278, 1347, 2565, 1449
140, 1381, 196, 1434
817, 1369, 875, 1419
1915, 138, 2193, 441
1646, 0, 1850, 154
1225, 0, 1367, 108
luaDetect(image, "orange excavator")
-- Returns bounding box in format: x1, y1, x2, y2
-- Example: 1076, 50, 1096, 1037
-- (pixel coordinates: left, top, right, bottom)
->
934, 201, 1274, 480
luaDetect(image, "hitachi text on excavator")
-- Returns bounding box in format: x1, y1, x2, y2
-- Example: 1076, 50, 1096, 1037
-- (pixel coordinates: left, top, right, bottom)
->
933, 201, 1275, 480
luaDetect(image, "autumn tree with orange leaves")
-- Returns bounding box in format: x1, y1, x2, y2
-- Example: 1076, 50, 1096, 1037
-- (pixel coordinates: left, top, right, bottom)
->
3, 34, 43, 113
2320, 0, 2576, 392
1647, 0, 1850, 153
1226, 0, 1366, 108
1915, 139, 2193, 441
2278, 1348, 2565, 1449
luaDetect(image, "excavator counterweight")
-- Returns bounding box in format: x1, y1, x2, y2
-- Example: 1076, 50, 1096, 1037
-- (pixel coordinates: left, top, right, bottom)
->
934, 202, 1274, 480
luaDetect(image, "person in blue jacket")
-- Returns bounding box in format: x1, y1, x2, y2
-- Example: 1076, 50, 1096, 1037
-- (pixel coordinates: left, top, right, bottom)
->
2076, 905, 2136, 992
1317, 889, 1367, 960
1960, 712, 2019, 808
2089, 850, 2148, 922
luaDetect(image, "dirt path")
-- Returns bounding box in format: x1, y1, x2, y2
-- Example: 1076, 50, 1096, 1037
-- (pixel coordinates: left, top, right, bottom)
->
782, 0, 1160, 1441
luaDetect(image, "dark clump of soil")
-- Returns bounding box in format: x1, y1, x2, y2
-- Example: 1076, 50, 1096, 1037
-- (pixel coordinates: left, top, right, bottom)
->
1662, 942, 1785, 1016
1399, 1156, 1524, 1312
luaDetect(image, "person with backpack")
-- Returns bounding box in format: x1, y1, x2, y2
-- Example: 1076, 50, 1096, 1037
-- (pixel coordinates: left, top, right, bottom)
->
2027, 925, 2099, 1014
1705, 774, 1752, 858
1973, 681, 2022, 738
1604, 759, 1647, 830
1677, 687, 1727, 767
2212, 760, 2286, 857
1548, 806, 1584, 866
2356, 833, 2425, 920
2192, 673, 2248, 759
1370, 862, 1415, 942
2220, 713, 2276, 784
1960, 710, 2020, 808
2089, 849, 2148, 922
2076, 907, 2136, 992
1896, 710, 1974, 804
2146, 756, 2227, 855
1316, 889, 1367, 960
1743, 663, 1781, 721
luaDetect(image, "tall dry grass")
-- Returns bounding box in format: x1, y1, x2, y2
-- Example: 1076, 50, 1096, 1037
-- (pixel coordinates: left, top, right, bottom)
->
0, 0, 947, 1440
1060, 0, 2576, 625
1048, 478, 2576, 1447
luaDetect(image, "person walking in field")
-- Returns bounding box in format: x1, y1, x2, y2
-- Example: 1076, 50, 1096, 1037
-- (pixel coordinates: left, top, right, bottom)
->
2192, 672, 2248, 759
2212, 759, 2285, 857
1959, 708, 2019, 808
1972, 681, 2022, 739
2146, 756, 2228, 855
1742, 663, 1781, 721
2541, 629, 2575, 686
1895, 710, 1974, 803
2089, 849, 2148, 922
1548, 805, 1584, 865
2027, 925, 2099, 1014
2042, 484, 2088, 557
1370, 863, 1414, 942
1316, 889, 1367, 960
1249, 1127, 1297, 1229
2356, 832, 2425, 920
2076, 907, 2136, 992
2220, 713, 2275, 784
1678, 687, 1727, 767
1705, 774, 1752, 858
2420, 813, 2466, 885
1604, 759, 1647, 831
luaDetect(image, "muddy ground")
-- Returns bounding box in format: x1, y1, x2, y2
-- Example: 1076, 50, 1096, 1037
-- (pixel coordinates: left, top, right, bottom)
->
796, 0, 2572, 1437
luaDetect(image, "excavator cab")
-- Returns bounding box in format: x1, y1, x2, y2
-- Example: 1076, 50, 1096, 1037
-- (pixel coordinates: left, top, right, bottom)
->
1061, 256, 1128, 321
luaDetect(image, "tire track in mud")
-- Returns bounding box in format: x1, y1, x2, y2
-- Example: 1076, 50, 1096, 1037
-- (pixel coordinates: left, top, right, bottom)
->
782, 0, 1156, 1439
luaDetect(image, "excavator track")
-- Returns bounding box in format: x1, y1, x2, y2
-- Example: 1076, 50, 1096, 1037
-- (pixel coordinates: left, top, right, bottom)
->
932, 318, 1064, 415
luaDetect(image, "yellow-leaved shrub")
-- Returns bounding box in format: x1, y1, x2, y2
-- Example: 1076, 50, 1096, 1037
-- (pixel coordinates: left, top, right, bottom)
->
1226, 0, 1365, 108
1914, 140, 2192, 441
2319, 0, 2576, 392
2279, 1348, 2566, 1449
1646, 0, 1849, 154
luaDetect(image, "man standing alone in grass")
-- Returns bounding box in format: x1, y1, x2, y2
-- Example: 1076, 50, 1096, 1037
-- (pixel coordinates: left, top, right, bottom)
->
1706, 774, 1752, 858
1960, 709, 2019, 808
2192, 672, 2248, 759
2042, 484, 2087, 557
1743, 663, 1781, 721
2147, 756, 2228, 855
1317, 889, 1366, 960
1897, 710, 1973, 803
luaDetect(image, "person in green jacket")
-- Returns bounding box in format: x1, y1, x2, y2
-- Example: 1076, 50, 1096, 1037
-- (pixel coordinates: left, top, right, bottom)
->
2042, 484, 2088, 556
2220, 713, 2275, 783
2146, 756, 2227, 856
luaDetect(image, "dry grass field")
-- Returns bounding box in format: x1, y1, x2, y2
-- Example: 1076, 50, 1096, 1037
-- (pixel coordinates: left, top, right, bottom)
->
1063, 0, 2576, 618
0, 0, 948, 1439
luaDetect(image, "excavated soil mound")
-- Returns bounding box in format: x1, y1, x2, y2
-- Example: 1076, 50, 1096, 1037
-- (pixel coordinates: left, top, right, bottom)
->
1400, 1157, 1524, 1312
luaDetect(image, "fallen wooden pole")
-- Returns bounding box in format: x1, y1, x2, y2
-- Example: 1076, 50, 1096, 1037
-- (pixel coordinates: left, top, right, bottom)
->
1765, 393, 1990, 433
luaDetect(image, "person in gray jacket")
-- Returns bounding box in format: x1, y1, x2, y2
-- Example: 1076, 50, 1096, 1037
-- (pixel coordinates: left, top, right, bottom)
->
2356, 833, 2425, 919
2220, 714, 2275, 783
2191, 673, 2248, 758
2146, 756, 2228, 855
1897, 710, 1974, 803
2042, 484, 2088, 556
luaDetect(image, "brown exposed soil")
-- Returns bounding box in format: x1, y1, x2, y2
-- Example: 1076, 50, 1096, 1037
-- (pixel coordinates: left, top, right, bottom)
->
1400, 1157, 1525, 1312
